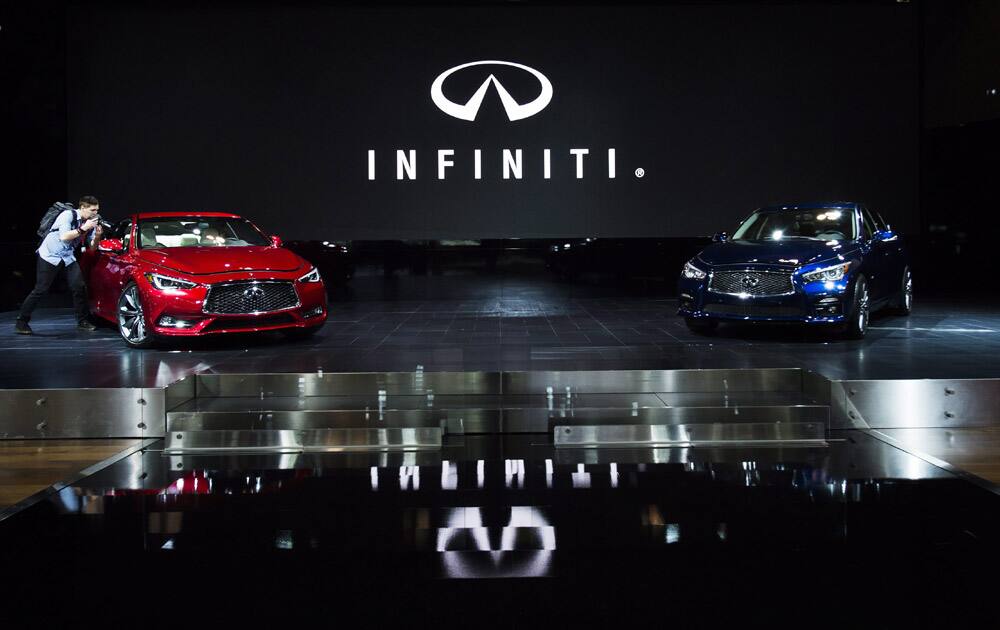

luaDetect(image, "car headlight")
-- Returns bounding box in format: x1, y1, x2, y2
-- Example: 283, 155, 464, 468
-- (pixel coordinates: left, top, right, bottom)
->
298, 267, 321, 283
682, 260, 707, 280
145, 273, 197, 290
802, 262, 851, 284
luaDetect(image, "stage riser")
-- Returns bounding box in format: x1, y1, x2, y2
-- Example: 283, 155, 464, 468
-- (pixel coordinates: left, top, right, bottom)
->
191, 368, 805, 398
164, 427, 442, 454
554, 422, 827, 448
166, 405, 829, 435
0, 388, 166, 439
829, 378, 1000, 430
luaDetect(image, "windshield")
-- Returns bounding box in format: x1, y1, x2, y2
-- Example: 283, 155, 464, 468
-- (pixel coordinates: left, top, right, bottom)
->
732, 209, 856, 241
137, 217, 270, 249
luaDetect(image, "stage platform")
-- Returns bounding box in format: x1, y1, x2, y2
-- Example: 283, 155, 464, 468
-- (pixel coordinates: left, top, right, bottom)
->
2, 293, 1000, 390
2, 292, 999, 622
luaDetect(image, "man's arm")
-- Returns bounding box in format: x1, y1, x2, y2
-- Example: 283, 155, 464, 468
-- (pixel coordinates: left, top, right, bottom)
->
58, 212, 96, 242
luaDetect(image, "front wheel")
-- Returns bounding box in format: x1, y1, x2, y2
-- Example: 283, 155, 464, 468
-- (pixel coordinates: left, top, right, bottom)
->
117, 282, 156, 349
891, 266, 913, 316
842, 276, 870, 340
685, 317, 718, 334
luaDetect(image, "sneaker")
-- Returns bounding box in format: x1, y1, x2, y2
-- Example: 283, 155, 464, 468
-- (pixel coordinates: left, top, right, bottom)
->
77, 320, 97, 332
15, 320, 32, 335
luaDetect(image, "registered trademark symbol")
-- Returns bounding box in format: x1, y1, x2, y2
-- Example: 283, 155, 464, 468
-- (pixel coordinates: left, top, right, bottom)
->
635, 168, 645, 178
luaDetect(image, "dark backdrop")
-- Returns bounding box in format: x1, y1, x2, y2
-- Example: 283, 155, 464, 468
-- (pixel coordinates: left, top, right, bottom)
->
66, 2, 919, 240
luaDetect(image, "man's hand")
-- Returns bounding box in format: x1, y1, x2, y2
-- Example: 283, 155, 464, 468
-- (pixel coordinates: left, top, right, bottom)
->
93, 225, 104, 239
81, 218, 99, 232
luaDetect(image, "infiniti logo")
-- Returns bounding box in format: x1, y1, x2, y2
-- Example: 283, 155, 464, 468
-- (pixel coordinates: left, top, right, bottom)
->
243, 286, 265, 301
430, 60, 553, 122
365, 60, 644, 181
742, 275, 760, 289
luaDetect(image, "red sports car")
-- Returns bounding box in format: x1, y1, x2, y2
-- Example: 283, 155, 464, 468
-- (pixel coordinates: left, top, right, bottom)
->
81, 212, 327, 348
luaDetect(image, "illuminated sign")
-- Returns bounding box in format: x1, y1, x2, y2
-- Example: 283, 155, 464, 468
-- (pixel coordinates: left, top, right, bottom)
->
430, 60, 553, 122
366, 60, 642, 181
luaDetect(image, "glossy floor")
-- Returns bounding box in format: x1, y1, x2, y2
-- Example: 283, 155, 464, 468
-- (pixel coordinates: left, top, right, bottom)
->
1, 432, 997, 623
2, 286, 1000, 388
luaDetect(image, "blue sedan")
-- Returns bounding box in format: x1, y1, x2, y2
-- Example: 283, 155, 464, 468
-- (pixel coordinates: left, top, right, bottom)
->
677, 202, 912, 338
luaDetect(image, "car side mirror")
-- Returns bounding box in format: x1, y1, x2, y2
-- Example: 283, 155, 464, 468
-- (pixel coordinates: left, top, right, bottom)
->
98, 238, 124, 253
271, 235, 283, 248
712, 231, 728, 243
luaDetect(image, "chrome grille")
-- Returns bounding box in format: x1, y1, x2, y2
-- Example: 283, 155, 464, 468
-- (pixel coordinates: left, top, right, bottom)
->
708, 271, 794, 297
204, 281, 299, 314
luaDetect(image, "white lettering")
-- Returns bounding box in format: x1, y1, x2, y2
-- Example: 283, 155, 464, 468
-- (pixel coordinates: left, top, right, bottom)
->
396, 150, 416, 180
438, 149, 454, 180
503, 149, 523, 180
370, 148, 621, 180
570, 148, 589, 179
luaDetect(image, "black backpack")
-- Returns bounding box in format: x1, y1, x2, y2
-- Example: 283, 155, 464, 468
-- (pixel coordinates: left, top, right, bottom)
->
37, 202, 75, 239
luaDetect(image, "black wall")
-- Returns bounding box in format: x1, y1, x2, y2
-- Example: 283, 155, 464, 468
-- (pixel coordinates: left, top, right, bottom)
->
65, 2, 920, 240
2, 1, 999, 311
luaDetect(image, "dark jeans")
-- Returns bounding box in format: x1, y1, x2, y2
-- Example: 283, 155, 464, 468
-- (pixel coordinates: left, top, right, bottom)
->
17, 256, 90, 324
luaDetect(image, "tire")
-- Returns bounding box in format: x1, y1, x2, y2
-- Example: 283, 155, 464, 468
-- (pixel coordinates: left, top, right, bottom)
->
890, 266, 913, 316
282, 325, 321, 340
117, 282, 157, 349
685, 317, 718, 334
842, 276, 870, 340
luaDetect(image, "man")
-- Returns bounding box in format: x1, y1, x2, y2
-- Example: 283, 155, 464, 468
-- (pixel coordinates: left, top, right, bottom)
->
15, 196, 104, 334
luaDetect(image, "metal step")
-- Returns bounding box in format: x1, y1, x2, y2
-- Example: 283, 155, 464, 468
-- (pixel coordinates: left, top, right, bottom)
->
161, 368, 831, 453
554, 422, 827, 448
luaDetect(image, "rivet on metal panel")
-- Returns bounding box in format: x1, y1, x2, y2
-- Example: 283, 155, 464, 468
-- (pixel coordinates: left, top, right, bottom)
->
137, 422, 147, 430
944, 387, 956, 395
848, 389, 856, 396
848, 411, 857, 420
944, 411, 955, 419
177, 462, 183, 468
139, 472, 147, 480
564, 427, 572, 434
176, 434, 183, 440
36, 421, 47, 430
35, 397, 46, 406
137, 398, 147, 406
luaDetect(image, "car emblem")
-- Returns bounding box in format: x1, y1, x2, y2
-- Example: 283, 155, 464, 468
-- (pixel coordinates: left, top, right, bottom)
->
430, 60, 554, 122
243, 286, 266, 301
741, 275, 760, 289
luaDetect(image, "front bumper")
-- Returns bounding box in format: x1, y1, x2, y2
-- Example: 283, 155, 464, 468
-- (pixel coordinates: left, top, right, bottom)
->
141, 277, 328, 336
677, 271, 852, 324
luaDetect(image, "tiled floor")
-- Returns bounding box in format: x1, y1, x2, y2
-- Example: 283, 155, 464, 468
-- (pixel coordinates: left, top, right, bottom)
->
2, 281, 1000, 388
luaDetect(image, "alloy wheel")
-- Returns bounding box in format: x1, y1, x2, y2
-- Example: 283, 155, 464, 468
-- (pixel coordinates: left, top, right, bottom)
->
118, 285, 147, 344
903, 270, 913, 312
857, 283, 869, 334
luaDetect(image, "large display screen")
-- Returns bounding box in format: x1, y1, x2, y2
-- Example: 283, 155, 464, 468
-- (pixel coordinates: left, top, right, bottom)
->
67, 3, 918, 239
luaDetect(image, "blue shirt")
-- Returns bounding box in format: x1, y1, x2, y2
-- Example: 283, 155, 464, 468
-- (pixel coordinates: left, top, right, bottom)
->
37, 209, 86, 266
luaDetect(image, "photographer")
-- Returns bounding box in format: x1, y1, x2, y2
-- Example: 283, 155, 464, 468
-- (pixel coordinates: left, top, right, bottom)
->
15, 196, 104, 334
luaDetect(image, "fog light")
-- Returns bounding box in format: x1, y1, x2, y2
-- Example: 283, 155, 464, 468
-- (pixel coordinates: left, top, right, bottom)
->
303, 306, 324, 319
158, 316, 195, 328
814, 298, 841, 316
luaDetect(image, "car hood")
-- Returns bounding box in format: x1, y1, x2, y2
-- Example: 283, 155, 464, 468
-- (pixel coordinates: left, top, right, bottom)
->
137, 246, 306, 276
697, 239, 856, 268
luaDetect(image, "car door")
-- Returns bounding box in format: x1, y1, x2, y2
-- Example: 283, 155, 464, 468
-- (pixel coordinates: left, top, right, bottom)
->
860, 206, 891, 301
89, 218, 134, 319
874, 209, 905, 293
